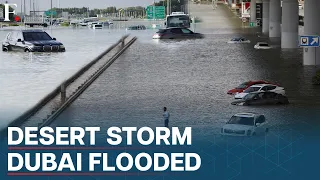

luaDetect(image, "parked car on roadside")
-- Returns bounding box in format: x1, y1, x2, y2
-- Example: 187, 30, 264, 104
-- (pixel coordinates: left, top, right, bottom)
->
227, 80, 273, 95
254, 42, 271, 49
231, 91, 289, 106
126, 25, 146, 30
152, 27, 204, 39
227, 37, 251, 44
2, 29, 65, 52
234, 84, 285, 99
221, 113, 269, 136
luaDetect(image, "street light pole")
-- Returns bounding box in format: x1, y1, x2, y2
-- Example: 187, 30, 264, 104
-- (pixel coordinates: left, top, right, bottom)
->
153, 0, 156, 21
50, 0, 52, 31
166, 0, 170, 15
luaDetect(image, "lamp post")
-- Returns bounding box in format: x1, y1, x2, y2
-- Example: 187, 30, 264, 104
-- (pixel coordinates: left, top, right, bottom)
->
50, 0, 53, 29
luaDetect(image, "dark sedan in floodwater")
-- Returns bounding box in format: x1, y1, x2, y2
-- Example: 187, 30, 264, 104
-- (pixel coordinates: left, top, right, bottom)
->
2, 29, 65, 52
152, 27, 204, 39
231, 91, 289, 106
126, 25, 146, 30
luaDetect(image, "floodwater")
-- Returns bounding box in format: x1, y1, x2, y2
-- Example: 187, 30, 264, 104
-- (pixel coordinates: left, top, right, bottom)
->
0, 26, 129, 128
1, 3, 319, 180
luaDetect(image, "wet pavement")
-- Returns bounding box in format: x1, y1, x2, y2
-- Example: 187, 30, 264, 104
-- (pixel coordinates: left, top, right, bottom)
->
31, 3, 320, 180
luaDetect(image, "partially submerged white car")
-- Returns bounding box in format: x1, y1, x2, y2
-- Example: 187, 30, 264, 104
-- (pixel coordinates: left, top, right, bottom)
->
234, 84, 285, 99
227, 37, 251, 44
254, 42, 271, 49
221, 113, 269, 136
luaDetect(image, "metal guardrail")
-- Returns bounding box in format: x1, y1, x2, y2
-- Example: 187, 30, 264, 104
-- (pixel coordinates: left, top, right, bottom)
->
39, 36, 137, 128
4, 35, 133, 130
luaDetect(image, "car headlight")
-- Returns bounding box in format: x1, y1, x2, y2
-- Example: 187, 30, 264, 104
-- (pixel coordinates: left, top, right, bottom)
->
60, 45, 65, 49
30, 45, 40, 49
247, 130, 251, 136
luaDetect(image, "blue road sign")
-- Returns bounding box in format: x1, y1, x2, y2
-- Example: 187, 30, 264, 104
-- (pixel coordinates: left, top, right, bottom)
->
299, 35, 320, 47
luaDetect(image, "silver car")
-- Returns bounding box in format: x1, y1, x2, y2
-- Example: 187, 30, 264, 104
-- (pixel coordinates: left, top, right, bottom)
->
152, 28, 204, 39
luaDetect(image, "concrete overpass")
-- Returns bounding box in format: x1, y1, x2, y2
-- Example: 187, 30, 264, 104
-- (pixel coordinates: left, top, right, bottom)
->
226, 0, 319, 65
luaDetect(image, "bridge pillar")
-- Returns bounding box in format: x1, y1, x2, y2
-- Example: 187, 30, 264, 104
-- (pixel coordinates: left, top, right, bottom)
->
269, 0, 281, 37
262, 0, 270, 34
250, 0, 257, 24
303, 0, 320, 65
281, 0, 299, 48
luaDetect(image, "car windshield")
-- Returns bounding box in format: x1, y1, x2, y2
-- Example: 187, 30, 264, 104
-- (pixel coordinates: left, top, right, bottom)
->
236, 82, 249, 89
23, 32, 53, 41
157, 29, 167, 33
167, 15, 190, 28
244, 87, 261, 93
227, 116, 254, 126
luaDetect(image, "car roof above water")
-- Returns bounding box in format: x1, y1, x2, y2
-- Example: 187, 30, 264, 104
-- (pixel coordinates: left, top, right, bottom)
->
234, 113, 256, 118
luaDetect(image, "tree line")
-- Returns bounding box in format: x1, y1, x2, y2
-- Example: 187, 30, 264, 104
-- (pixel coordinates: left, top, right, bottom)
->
50, 0, 186, 17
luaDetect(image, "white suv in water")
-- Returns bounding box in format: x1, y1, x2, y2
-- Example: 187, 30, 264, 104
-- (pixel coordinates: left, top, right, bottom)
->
234, 84, 285, 99
221, 113, 269, 136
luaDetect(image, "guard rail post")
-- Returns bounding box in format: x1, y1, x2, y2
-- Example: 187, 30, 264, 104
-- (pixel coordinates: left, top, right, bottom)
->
121, 37, 125, 47
60, 82, 66, 105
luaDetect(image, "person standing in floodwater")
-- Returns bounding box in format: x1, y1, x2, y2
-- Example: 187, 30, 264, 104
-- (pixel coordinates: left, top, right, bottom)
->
163, 107, 170, 127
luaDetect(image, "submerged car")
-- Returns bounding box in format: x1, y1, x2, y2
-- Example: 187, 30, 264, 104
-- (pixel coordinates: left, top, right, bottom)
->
2, 29, 65, 52
221, 113, 268, 136
126, 25, 146, 30
231, 91, 289, 106
254, 42, 271, 49
227, 37, 250, 44
152, 28, 204, 39
227, 80, 271, 95
234, 84, 285, 99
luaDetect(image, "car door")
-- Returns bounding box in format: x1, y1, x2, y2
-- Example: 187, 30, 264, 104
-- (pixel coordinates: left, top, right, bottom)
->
261, 86, 268, 92
15, 32, 25, 51
254, 115, 266, 134
253, 92, 268, 105
247, 93, 262, 105
8, 31, 19, 51
169, 28, 183, 39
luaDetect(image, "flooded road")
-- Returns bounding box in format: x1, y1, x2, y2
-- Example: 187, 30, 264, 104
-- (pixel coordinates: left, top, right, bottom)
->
48, 4, 320, 180
0, 27, 129, 127
0, 3, 319, 180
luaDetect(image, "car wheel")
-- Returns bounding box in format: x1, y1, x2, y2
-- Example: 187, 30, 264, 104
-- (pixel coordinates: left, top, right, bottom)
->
2, 46, 9, 52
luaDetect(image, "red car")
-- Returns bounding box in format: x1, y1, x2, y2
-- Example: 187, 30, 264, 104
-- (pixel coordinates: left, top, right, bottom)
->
227, 81, 274, 95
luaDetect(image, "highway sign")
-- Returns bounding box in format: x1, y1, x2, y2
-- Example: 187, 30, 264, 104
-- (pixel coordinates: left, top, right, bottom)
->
300, 35, 320, 47
146, 6, 165, 19
44, 10, 57, 16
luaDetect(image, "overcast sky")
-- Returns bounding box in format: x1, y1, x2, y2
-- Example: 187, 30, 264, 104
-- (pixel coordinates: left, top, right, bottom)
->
1, 0, 161, 12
